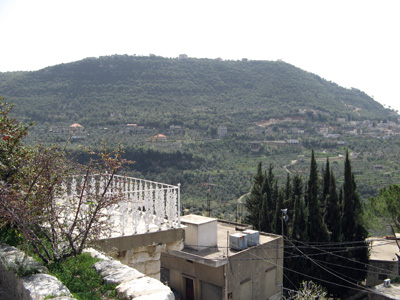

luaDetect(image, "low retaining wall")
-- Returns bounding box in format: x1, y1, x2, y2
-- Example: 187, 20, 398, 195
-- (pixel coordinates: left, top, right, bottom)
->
0, 244, 174, 300
85, 248, 174, 300
0, 244, 75, 300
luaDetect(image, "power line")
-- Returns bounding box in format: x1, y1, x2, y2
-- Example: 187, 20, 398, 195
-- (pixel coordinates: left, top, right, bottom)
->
284, 236, 374, 294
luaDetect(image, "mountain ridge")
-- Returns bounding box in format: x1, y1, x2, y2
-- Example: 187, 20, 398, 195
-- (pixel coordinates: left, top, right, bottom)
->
0, 55, 392, 132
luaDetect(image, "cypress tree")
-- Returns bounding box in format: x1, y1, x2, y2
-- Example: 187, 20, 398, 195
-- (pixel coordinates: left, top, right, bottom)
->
245, 162, 265, 228
258, 192, 271, 232
283, 173, 293, 213
322, 158, 331, 211
338, 150, 369, 296
305, 150, 329, 242
274, 188, 285, 235
290, 175, 307, 241
286, 175, 308, 288
271, 179, 279, 232
325, 171, 342, 242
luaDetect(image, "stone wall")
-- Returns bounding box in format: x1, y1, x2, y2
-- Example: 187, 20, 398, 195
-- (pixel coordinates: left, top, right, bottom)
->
86, 248, 175, 300
93, 227, 184, 281
0, 244, 75, 300
1, 240, 180, 300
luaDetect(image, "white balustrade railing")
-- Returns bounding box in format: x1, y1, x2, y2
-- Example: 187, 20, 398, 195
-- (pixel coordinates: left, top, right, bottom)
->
60, 174, 181, 234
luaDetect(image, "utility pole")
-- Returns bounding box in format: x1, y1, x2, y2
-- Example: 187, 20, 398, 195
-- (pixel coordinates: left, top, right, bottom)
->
281, 208, 288, 237
207, 188, 211, 217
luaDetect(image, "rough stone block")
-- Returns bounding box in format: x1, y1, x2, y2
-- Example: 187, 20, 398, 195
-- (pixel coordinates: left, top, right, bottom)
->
145, 260, 160, 275
93, 260, 144, 285
23, 273, 73, 299
116, 277, 173, 300
133, 290, 175, 300
83, 248, 112, 261
130, 251, 152, 263
166, 240, 184, 251
128, 262, 146, 274
146, 272, 161, 281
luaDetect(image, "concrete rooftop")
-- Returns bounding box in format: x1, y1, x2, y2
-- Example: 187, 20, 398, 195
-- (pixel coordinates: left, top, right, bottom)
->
368, 237, 400, 262
175, 216, 280, 267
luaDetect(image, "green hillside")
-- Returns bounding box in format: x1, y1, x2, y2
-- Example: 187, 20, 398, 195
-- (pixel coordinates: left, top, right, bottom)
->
1, 55, 399, 220
0, 55, 390, 129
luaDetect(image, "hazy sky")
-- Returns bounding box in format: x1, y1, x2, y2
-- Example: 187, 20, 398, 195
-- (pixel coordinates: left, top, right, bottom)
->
1, 0, 399, 112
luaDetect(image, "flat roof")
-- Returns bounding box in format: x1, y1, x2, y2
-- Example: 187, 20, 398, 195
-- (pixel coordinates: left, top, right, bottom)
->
173, 220, 281, 267
181, 214, 217, 225
367, 237, 400, 262
371, 283, 400, 299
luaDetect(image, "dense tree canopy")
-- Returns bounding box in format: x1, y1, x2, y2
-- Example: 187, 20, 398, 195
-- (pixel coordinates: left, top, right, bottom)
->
246, 150, 369, 297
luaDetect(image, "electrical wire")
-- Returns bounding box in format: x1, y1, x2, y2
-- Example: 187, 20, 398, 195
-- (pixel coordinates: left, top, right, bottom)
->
283, 236, 375, 294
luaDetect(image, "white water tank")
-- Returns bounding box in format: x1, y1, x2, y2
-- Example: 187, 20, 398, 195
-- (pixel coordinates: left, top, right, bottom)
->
384, 278, 391, 287
229, 233, 248, 250
243, 229, 259, 246
181, 215, 218, 251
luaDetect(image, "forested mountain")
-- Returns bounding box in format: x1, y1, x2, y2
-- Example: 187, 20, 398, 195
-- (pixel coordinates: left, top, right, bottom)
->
0, 55, 391, 130
1, 55, 399, 221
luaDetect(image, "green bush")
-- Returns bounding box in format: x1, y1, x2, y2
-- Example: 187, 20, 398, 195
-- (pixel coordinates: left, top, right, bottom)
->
48, 253, 118, 300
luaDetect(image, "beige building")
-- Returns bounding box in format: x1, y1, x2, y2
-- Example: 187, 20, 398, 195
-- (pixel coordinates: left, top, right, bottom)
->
367, 237, 400, 287
161, 215, 283, 300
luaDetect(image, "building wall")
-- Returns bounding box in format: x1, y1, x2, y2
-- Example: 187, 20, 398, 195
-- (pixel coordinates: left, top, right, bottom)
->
226, 237, 283, 300
161, 235, 283, 300
367, 259, 399, 287
161, 255, 225, 300
94, 228, 184, 281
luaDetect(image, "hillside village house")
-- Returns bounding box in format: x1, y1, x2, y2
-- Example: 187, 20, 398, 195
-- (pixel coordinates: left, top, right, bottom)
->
69, 123, 84, 131
218, 126, 228, 138
151, 134, 168, 142
161, 214, 283, 300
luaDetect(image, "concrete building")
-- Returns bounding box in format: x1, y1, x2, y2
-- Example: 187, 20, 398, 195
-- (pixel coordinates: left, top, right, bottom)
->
151, 134, 168, 142
161, 215, 283, 300
366, 237, 400, 287
218, 126, 228, 138
250, 141, 261, 152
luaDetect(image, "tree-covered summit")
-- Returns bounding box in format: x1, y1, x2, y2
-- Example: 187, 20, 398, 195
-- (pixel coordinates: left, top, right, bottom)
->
0, 55, 391, 130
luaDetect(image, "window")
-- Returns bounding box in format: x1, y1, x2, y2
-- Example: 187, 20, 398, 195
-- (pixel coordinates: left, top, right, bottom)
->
378, 274, 388, 280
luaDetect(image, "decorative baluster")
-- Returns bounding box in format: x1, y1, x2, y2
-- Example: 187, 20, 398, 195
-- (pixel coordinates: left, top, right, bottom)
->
120, 199, 126, 235
125, 177, 130, 201
143, 183, 153, 231
71, 177, 77, 197
177, 183, 181, 227
81, 177, 86, 195
166, 188, 173, 228
154, 186, 164, 230
172, 188, 178, 227
89, 176, 96, 195
131, 181, 140, 233
60, 181, 68, 198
